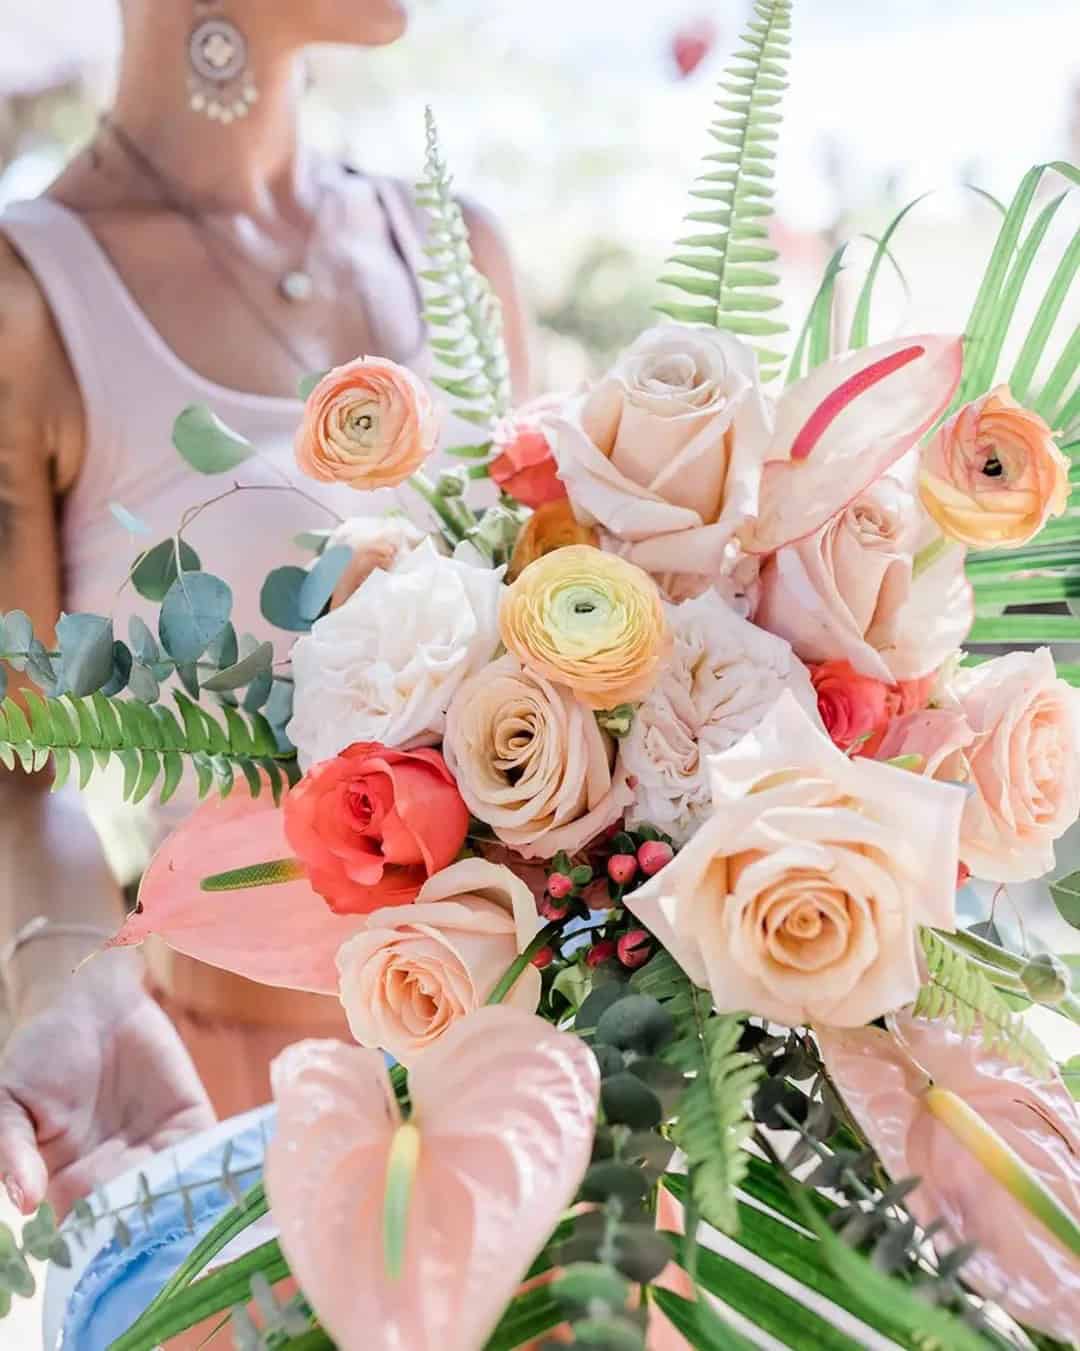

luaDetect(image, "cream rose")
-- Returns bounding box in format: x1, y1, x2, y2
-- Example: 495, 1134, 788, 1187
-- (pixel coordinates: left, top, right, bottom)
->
444, 654, 633, 859
951, 649, 1080, 882
335, 859, 541, 1065
547, 324, 770, 580
622, 595, 818, 844
626, 693, 965, 1027
319, 514, 424, 609
288, 539, 502, 766
755, 474, 972, 682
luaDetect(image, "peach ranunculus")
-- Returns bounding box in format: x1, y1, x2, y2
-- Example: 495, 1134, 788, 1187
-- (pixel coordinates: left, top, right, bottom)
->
295, 355, 439, 490
319, 514, 425, 609
819, 1012, 1080, 1342
622, 594, 818, 845
499, 545, 669, 710
919, 386, 1069, 549
506, 500, 597, 582
625, 693, 965, 1027
546, 324, 771, 580
490, 394, 569, 508
335, 859, 542, 1064
755, 473, 973, 684
810, 660, 893, 755
951, 648, 1080, 883
288, 540, 502, 767
282, 743, 469, 915
443, 654, 633, 860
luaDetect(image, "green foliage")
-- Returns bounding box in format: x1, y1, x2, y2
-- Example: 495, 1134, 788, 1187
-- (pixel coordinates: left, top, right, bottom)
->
416, 107, 511, 454
131, 538, 202, 603
1050, 869, 1080, 929
657, 0, 791, 379
172, 404, 255, 475
915, 929, 1052, 1076
0, 1204, 70, 1319
0, 688, 291, 805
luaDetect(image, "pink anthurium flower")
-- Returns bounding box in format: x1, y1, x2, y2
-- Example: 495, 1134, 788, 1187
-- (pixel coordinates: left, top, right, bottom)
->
108, 782, 365, 993
265, 1006, 600, 1351
818, 1010, 1080, 1341
745, 335, 964, 555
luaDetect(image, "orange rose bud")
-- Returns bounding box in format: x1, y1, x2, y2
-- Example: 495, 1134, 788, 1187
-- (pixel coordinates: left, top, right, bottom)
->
507, 501, 597, 582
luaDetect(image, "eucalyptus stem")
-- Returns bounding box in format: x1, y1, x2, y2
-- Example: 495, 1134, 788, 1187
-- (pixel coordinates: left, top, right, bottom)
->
407, 471, 465, 543
912, 533, 959, 579
486, 922, 561, 1007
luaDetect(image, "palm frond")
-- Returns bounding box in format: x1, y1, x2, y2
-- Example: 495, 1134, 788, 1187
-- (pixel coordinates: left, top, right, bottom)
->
657, 0, 792, 380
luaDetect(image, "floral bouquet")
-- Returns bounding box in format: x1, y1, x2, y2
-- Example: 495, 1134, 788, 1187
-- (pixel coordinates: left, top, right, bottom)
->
3, 3, 1080, 1348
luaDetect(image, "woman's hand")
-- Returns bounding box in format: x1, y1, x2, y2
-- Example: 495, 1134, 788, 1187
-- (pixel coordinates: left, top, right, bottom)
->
0, 953, 215, 1218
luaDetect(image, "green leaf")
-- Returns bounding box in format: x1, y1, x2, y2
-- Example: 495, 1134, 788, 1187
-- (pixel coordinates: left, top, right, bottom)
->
56, 614, 115, 698
297, 370, 329, 400
298, 546, 353, 621
260, 566, 313, 633
650, 1290, 756, 1351
172, 405, 255, 474
787, 243, 846, 385
131, 539, 202, 603
848, 194, 929, 349
482, 1287, 564, 1351
201, 642, 274, 694
1063, 1054, 1080, 1099
1051, 870, 1080, 928
159, 572, 233, 663
1011, 222, 1080, 402
109, 501, 151, 535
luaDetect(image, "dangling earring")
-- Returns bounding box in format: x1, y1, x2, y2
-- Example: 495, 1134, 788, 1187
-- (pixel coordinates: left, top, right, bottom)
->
187, 1, 258, 124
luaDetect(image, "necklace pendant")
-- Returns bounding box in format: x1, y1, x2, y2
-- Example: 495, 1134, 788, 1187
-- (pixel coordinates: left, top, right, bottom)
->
280, 269, 315, 304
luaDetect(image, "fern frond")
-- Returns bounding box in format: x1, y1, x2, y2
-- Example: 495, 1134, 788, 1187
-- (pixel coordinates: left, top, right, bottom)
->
659, 0, 792, 379
415, 108, 511, 457
0, 690, 291, 806
915, 930, 1051, 1077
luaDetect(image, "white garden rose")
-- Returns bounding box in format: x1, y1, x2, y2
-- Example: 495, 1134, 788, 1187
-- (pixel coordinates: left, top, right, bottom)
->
622, 594, 818, 844
287, 539, 502, 767
319, 514, 424, 610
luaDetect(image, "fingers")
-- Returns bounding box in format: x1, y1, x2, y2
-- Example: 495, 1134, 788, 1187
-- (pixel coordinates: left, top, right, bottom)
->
0, 1091, 49, 1215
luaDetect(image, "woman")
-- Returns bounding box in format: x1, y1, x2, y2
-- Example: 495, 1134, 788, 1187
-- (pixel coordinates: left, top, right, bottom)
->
0, 0, 529, 1218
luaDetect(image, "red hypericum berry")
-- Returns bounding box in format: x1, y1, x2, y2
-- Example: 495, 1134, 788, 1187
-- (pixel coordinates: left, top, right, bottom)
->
607, 854, 638, 886
617, 929, 652, 970
585, 939, 618, 969
547, 872, 573, 901
637, 840, 674, 877
532, 946, 555, 970
956, 861, 971, 889
539, 896, 571, 922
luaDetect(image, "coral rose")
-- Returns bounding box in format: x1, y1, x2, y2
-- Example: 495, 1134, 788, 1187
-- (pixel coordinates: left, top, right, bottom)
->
444, 654, 633, 860
335, 859, 541, 1064
507, 500, 597, 582
952, 648, 1080, 882
283, 743, 469, 915
296, 355, 439, 491
288, 540, 502, 767
490, 395, 569, 508
622, 594, 818, 844
810, 660, 892, 755
626, 694, 965, 1027
499, 545, 669, 710
319, 514, 424, 609
919, 386, 1068, 549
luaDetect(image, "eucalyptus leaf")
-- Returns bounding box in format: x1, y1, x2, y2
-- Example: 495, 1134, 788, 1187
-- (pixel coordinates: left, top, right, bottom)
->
132, 539, 202, 603
172, 405, 255, 474
202, 641, 274, 693
298, 546, 353, 621
100, 640, 133, 698
56, 614, 116, 698
298, 369, 330, 400
2, 610, 33, 659
260, 567, 313, 633
205, 621, 239, 671
109, 501, 151, 535
1051, 871, 1080, 928
159, 573, 233, 663
128, 615, 160, 665
128, 663, 161, 705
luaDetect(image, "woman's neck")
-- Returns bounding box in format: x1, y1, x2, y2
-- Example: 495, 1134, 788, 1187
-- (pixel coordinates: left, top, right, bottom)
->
106, 6, 307, 219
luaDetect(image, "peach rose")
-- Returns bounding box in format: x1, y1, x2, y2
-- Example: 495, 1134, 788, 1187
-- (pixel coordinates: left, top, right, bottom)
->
755, 474, 972, 683
626, 694, 965, 1027
499, 545, 669, 710
810, 660, 892, 755
507, 500, 597, 582
283, 743, 469, 915
319, 514, 424, 609
296, 356, 439, 490
444, 654, 633, 860
490, 395, 569, 509
919, 386, 1069, 549
952, 649, 1080, 882
335, 859, 541, 1064
547, 324, 771, 579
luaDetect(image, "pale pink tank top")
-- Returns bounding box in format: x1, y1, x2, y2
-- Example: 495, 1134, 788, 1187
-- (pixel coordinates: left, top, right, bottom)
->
0, 178, 457, 646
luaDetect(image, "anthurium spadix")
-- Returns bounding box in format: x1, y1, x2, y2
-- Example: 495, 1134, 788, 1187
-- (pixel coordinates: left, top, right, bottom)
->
265, 1007, 600, 1351
745, 335, 964, 555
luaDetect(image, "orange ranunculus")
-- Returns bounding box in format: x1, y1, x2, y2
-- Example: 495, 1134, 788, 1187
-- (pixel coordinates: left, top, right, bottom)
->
507, 500, 597, 581
296, 356, 439, 491
282, 743, 469, 915
919, 386, 1068, 549
490, 395, 569, 509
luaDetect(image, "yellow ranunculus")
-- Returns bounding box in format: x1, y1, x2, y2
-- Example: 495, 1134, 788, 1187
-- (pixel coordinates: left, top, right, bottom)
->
498, 545, 669, 710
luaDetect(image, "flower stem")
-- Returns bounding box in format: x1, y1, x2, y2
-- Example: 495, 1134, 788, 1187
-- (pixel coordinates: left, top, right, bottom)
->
408, 471, 465, 544
486, 922, 561, 1007
924, 1087, 1080, 1258
912, 534, 959, 579
938, 927, 1080, 1028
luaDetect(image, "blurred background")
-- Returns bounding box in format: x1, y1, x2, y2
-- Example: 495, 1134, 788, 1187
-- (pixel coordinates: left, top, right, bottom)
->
1, 0, 1078, 390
